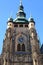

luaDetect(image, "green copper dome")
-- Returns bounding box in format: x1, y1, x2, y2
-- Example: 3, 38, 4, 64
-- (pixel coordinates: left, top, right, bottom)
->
16, 2, 26, 18
29, 17, 35, 24
8, 17, 13, 22
7, 17, 13, 23
14, 1, 28, 23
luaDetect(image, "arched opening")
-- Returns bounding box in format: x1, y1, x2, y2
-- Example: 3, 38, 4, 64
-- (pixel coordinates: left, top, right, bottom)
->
35, 60, 38, 65
17, 44, 21, 51
22, 44, 25, 51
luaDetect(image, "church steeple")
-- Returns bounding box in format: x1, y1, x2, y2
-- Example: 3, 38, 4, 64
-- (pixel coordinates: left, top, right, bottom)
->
16, 0, 26, 18
14, 0, 28, 23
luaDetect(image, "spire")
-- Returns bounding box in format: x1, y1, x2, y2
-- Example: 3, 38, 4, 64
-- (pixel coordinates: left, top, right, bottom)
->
20, 0, 22, 6
7, 12, 13, 23
29, 12, 33, 21
14, 0, 28, 23
30, 12, 33, 19
16, 0, 26, 18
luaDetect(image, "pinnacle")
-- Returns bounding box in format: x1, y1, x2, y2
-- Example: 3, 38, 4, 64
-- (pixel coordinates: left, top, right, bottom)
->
20, 0, 22, 5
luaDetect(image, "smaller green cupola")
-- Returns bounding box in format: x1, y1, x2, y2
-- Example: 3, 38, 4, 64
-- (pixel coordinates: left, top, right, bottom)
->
29, 16, 35, 29
29, 17, 35, 25
7, 17, 14, 29
7, 17, 13, 23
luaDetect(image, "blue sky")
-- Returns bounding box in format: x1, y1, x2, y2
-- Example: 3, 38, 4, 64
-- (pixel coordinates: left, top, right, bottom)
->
0, 0, 43, 54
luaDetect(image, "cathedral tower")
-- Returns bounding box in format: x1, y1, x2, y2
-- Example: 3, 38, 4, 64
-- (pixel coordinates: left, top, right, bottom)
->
0, 0, 43, 65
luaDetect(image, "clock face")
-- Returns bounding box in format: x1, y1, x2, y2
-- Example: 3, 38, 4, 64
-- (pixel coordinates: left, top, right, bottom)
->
18, 36, 24, 43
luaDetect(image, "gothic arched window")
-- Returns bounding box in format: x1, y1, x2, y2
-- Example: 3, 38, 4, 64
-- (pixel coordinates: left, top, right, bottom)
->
22, 44, 25, 51
17, 44, 21, 51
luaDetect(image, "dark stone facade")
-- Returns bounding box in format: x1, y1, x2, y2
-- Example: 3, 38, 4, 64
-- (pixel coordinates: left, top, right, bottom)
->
0, 1, 43, 65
